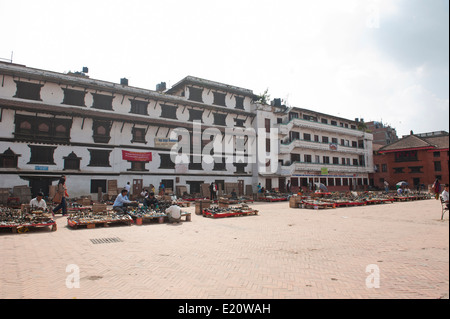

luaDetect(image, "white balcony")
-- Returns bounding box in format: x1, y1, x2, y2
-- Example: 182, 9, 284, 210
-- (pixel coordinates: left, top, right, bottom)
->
278, 161, 374, 176
277, 118, 372, 139
279, 139, 368, 156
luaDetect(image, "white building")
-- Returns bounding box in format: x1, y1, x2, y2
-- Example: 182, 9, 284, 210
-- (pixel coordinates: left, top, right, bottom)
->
0, 62, 373, 198
254, 102, 374, 192
0, 62, 256, 198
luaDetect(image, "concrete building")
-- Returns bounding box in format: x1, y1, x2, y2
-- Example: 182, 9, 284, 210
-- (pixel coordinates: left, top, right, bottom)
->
256, 102, 374, 192
0, 61, 374, 198
365, 121, 398, 146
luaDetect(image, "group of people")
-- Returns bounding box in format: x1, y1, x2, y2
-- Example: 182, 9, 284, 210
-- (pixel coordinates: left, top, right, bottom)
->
112, 187, 181, 223
208, 182, 238, 200
123, 181, 166, 197
257, 180, 294, 194
29, 176, 449, 222
28, 177, 181, 224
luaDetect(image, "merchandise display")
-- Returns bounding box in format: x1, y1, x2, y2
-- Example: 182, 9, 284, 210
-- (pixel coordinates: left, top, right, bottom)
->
290, 191, 433, 209
128, 202, 191, 224
67, 211, 133, 228
0, 206, 56, 232
202, 204, 258, 218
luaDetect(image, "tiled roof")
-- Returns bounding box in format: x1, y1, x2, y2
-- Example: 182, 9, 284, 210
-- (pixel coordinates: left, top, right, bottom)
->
379, 133, 449, 152
422, 135, 449, 149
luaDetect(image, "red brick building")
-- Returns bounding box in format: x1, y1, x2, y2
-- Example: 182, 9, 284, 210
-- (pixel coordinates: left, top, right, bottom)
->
365, 121, 399, 146
372, 131, 449, 190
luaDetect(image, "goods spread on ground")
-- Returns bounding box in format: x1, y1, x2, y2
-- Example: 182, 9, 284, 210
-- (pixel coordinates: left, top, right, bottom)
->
289, 191, 433, 210
67, 211, 133, 229
0, 206, 56, 233
127, 202, 191, 224
257, 193, 289, 202
202, 204, 259, 218
67, 201, 191, 228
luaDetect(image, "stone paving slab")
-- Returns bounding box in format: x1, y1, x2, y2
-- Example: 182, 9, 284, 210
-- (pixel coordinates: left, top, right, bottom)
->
0, 198, 448, 299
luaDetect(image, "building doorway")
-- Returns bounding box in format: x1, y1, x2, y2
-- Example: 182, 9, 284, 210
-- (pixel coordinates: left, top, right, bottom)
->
25, 176, 58, 198
133, 179, 143, 199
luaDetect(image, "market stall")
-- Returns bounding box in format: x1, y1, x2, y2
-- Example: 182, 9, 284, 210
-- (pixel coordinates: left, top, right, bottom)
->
0, 206, 56, 233
202, 204, 258, 218
289, 191, 432, 209
67, 211, 133, 229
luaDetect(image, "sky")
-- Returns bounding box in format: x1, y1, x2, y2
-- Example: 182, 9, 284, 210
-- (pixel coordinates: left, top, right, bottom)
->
0, 0, 448, 137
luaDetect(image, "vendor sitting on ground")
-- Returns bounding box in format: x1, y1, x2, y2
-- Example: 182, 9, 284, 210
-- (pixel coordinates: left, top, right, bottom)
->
166, 205, 181, 224
144, 192, 159, 209
29, 192, 47, 210
230, 189, 238, 200
113, 189, 138, 214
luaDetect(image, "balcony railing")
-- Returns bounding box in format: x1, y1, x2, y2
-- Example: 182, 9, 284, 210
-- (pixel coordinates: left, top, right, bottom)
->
277, 161, 373, 175
276, 118, 372, 139
279, 138, 367, 155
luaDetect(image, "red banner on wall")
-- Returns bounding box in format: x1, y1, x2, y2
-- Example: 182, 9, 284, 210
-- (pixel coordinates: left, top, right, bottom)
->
122, 150, 152, 162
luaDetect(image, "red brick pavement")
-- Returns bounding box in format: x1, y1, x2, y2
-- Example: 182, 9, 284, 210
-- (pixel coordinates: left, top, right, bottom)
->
0, 198, 448, 299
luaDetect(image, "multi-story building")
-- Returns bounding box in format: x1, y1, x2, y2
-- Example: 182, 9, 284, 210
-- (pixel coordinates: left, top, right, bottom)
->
365, 121, 398, 146
0, 61, 374, 198
0, 62, 256, 198
373, 131, 449, 190
256, 102, 374, 192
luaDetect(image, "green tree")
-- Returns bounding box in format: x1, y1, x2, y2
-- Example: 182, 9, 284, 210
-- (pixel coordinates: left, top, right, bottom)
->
256, 88, 271, 105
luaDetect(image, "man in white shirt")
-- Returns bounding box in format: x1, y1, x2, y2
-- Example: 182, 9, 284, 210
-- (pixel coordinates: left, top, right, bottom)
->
166, 205, 181, 224
30, 192, 47, 210
442, 184, 449, 209
125, 182, 131, 196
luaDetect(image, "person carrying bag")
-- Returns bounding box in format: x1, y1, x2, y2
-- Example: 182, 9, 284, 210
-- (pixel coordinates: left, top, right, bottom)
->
53, 176, 68, 215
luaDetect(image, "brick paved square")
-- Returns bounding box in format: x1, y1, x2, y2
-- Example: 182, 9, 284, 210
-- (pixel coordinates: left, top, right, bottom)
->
0, 199, 448, 299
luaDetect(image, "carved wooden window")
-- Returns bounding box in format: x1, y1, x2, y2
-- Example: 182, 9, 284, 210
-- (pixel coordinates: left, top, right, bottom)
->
88, 149, 111, 167
235, 96, 244, 110
62, 89, 86, 106
14, 81, 43, 101
132, 127, 146, 144
92, 120, 111, 143
213, 113, 227, 126
64, 152, 81, 170
159, 154, 175, 169
130, 100, 149, 115
188, 87, 203, 102
14, 114, 71, 143
160, 104, 178, 120
213, 92, 226, 107
28, 145, 56, 165
0, 148, 20, 168
92, 93, 114, 110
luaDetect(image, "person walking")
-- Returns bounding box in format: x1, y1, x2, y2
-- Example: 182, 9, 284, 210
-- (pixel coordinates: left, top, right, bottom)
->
159, 182, 165, 196
384, 180, 389, 193
433, 179, 441, 200
286, 180, 291, 193
441, 184, 449, 210
209, 182, 217, 200
53, 176, 68, 216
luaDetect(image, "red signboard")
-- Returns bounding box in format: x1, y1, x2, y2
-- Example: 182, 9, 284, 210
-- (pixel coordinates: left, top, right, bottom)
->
122, 150, 152, 162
